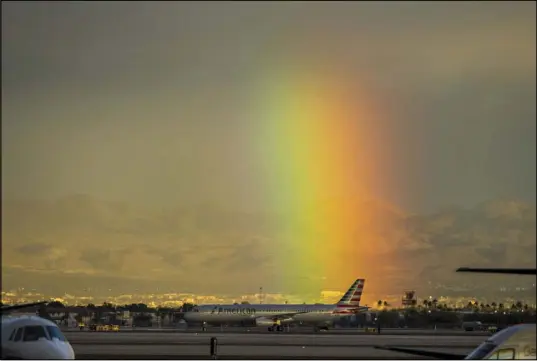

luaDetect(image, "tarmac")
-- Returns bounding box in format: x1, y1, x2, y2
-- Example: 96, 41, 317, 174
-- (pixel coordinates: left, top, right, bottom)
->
64, 326, 492, 336
68, 328, 490, 359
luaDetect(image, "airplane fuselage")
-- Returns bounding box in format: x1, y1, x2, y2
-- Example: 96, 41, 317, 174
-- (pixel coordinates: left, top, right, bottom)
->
183, 303, 367, 326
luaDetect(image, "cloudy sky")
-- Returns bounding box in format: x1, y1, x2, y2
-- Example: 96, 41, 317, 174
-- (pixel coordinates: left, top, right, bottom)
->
2, 1, 536, 300
3, 1, 535, 213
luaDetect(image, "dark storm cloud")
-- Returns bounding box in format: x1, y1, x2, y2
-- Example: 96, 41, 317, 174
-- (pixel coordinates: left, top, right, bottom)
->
78, 248, 132, 271
143, 245, 188, 267
221, 238, 273, 272
16, 242, 52, 255
1, 1, 535, 297
2, 1, 534, 212
1, 197, 534, 296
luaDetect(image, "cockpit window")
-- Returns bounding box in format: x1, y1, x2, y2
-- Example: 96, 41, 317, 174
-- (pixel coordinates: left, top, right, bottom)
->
23, 325, 50, 342
13, 327, 23, 342
8, 328, 17, 341
46, 326, 67, 341
467, 341, 497, 360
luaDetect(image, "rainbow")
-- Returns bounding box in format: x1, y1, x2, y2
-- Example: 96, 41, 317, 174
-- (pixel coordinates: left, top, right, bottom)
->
249, 64, 390, 298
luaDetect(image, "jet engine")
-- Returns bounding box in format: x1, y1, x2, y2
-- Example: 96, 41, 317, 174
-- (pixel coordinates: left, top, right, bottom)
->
255, 317, 293, 326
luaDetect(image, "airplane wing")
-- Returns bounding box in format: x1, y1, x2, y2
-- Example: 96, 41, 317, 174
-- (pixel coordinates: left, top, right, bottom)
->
0, 301, 48, 314
456, 267, 537, 275
374, 346, 466, 359
341, 306, 370, 313
261, 311, 308, 320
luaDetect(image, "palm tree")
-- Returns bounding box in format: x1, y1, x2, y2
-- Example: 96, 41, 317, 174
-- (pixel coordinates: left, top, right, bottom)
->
102, 302, 114, 310
182, 303, 195, 312
48, 301, 65, 308
377, 300, 383, 307
383, 301, 389, 308
491, 302, 497, 309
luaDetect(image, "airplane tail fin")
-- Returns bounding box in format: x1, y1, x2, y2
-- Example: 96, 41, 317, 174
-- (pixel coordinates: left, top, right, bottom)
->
336, 279, 365, 310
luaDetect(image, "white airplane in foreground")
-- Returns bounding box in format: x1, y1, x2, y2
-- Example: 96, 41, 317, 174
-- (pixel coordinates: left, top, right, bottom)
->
376, 266, 536, 360
376, 323, 536, 359
1, 301, 75, 360
183, 278, 369, 332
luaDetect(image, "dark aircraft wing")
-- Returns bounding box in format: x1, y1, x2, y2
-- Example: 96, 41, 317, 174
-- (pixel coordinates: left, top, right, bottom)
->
0, 301, 48, 314
374, 346, 466, 359
263, 311, 309, 320
456, 267, 537, 275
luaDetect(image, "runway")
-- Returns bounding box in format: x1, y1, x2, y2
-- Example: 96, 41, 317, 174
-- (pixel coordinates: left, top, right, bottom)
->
68, 330, 489, 359
64, 326, 491, 336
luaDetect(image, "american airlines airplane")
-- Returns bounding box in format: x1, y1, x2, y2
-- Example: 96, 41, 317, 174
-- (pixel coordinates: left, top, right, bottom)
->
183, 278, 369, 332
1, 302, 75, 359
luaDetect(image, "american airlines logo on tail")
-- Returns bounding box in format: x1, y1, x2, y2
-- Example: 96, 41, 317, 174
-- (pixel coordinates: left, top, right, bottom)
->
333, 278, 366, 314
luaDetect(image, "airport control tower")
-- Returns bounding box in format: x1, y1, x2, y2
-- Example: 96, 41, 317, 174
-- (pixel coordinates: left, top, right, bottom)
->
402, 290, 417, 307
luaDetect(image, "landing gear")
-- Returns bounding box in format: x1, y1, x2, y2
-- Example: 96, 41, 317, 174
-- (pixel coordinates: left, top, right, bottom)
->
268, 325, 283, 332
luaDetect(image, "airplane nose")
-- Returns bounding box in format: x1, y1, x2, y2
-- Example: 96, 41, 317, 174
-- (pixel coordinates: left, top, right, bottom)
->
66, 344, 75, 359
54, 342, 75, 359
